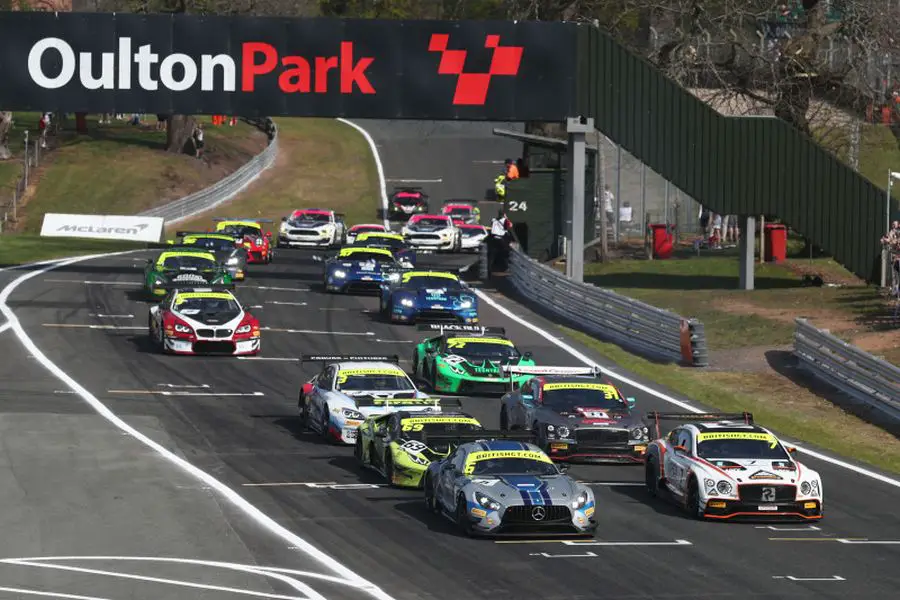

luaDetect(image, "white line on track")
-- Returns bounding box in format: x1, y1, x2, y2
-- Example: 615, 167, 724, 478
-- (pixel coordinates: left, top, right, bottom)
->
237, 356, 300, 362
471, 160, 504, 164
249, 285, 310, 292
349, 119, 900, 492
374, 339, 414, 343
562, 539, 692, 546
262, 327, 374, 336
267, 301, 308, 306
43, 324, 144, 330
0, 322, 10, 334
0, 586, 112, 600
772, 575, 845, 582
385, 178, 443, 183
89, 313, 134, 318
0, 249, 396, 599
335, 118, 390, 230
107, 390, 265, 397
42, 279, 140, 286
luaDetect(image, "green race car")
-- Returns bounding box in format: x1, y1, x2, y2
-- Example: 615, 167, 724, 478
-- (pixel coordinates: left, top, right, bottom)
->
412, 324, 536, 395
143, 249, 233, 297
355, 411, 484, 487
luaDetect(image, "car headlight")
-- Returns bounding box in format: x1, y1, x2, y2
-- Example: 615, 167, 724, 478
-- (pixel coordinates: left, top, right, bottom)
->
571, 491, 589, 510
716, 481, 733, 495
226, 257, 239, 266
704, 478, 716, 495
556, 426, 570, 438
631, 427, 645, 440
473, 491, 501, 511
280, 222, 289, 231
174, 323, 192, 334
439, 231, 451, 238
385, 272, 401, 282
341, 408, 364, 420
153, 278, 164, 286
236, 324, 252, 334
800, 480, 820, 497
400, 298, 414, 307
332, 269, 347, 279
458, 300, 472, 309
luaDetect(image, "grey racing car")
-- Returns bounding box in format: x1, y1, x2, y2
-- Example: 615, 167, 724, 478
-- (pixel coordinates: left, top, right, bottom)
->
422, 435, 597, 536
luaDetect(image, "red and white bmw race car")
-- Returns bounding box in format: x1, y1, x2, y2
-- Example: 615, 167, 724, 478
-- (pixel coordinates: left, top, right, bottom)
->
148, 287, 261, 356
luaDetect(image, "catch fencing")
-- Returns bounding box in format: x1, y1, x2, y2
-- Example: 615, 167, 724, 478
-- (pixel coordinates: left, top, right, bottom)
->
139, 117, 278, 226
502, 246, 708, 366
794, 318, 900, 427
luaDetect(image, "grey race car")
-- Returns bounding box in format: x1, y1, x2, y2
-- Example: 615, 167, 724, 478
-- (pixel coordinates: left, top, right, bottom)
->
499, 365, 649, 463
422, 435, 598, 536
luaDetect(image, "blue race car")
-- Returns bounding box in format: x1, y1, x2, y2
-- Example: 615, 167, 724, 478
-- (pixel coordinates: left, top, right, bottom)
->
379, 270, 479, 324
322, 246, 409, 294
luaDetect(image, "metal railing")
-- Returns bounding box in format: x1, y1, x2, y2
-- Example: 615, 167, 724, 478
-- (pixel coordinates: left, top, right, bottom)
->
138, 118, 278, 226
501, 246, 708, 366
2, 132, 47, 233
794, 318, 900, 426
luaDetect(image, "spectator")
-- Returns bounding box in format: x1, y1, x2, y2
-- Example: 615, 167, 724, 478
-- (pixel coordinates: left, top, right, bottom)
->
602, 185, 615, 226
488, 210, 513, 273
193, 123, 204, 159
38, 112, 50, 149
505, 158, 519, 180
726, 215, 739, 244
882, 221, 900, 282
711, 213, 723, 249
156, 114, 168, 131
494, 172, 507, 200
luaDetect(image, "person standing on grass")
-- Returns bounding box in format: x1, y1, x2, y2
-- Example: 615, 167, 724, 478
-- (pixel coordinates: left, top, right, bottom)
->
38, 112, 50, 149
193, 123, 205, 159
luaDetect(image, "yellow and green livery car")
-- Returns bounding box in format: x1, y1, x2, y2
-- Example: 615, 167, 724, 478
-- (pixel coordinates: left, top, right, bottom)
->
143, 250, 233, 297
413, 324, 536, 395
355, 411, 484, 487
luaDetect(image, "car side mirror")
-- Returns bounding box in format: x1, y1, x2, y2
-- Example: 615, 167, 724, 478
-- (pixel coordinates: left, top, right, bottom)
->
626, 397, 636, 409
673, 445, 688, 454
786, 446, 796, 454
281, 216, 287, 222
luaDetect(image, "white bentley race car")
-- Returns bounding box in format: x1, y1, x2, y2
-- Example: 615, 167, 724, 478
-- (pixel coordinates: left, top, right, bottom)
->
644, 412, 823, 521
148, 286, 261, 356
277, 208, 346, 248
298, 355, 455, 444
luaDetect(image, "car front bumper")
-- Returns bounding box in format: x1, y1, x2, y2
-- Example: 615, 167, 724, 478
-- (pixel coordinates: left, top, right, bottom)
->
163, 337, 260, 356
278, 233, 334, 247
403, 237, 456, 251
702, 499, 823, 520
390, 306, 478, 324
433, 372, 529, 395
464, 501, 597, 536
546, 441, 648, 463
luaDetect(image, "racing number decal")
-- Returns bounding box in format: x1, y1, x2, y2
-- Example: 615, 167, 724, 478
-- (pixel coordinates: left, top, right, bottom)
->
508, 201, 527, 212
471, 479, 499, 486
761, 487, 776, 502
446, 339, 467, 349
400, 440, 428, 453
401, 423, 425, 432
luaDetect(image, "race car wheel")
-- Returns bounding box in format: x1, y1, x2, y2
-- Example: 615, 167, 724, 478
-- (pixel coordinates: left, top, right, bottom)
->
686, 478, 703, 519
411, 351, 420, 376
354, 435, 364, 463
645, 457, 661, 497
428, 362, 439, 392
499, 408, 509, 431
384, 452, 395, 486
424, 475, 439, 513
298, 397, 310, 429
455, 495, 473, 537
320, 405, 330, 440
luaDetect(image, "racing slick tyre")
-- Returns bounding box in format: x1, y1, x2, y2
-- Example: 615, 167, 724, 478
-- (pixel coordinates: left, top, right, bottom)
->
411, 350, 420, 377
298, 396, 310, 429
424, 475, 439, 514
427, 361, 439, 393
645, 457, 661, 497
384, 452, 395, 486
455, 495, 473, 537
354, 435, 364, 463
320, 405, 330, 441
499, 408, 509, 431
149, 317, 164, 353
686, 477, 703, 520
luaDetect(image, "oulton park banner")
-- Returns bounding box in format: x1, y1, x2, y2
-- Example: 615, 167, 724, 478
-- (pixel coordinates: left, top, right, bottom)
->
0, 11, 577, 121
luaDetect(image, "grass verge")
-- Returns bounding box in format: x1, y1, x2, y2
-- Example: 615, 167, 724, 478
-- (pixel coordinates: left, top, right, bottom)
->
165, 118, 380, 237
562, 327, 900, 475
0, 234, 146, 267
16, 115, 267, 233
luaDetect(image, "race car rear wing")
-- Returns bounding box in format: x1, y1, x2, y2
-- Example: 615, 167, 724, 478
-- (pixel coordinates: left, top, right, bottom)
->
645, 411, 754, 439
416, 324, 506, 335
300, 355, 400, 364
422, 430, 537, 447
500, 365, 603, 390
353, 396, 461, 410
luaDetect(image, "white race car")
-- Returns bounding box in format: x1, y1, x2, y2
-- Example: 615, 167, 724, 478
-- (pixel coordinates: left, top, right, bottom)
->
346, 223, 388, 244
458, 223, 488, 252
277, 209, 345, 248
298, 355, 454, 444
401, 214, 461, 252
148, 286, 261, 356
644, 412, 823, 521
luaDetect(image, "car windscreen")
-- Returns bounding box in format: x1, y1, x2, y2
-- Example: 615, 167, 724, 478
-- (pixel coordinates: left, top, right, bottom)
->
187, 238, 235, 251
175, 296, 241, 315
161, 255, 216, 270
404, 277, 461, 289
469, 458, 558, 476
461, 228, 485, 237
352, 226, 384, 235
342, 251, 394, 263
220, 225, 261, 237
446, 207, 472, 215
336, 372, 414, 391
444, 339, 519, 361
696, 433, 788, 460
541, 385, 628, 412
292, 213, 331, 223
354, 238, 404, 250
412, 218, 449, 228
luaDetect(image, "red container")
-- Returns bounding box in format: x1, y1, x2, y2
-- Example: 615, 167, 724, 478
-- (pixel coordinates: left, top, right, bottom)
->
649, 223, 674, 259
765, 224, 787, 263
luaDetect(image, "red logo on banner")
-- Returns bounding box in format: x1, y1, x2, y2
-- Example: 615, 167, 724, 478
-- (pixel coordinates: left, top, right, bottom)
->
428, 34, 523, 105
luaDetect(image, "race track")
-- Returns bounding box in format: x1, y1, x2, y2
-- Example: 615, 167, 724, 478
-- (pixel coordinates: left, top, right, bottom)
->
0, 120, 898, 599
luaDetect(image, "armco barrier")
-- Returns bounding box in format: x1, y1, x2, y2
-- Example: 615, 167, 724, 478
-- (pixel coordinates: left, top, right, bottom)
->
794, 318, 900, 426
505, 247, 708, 366
138, 118, 278, 226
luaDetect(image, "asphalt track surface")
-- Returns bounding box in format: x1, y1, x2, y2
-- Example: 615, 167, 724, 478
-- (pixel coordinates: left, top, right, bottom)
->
0, 120, 897, 599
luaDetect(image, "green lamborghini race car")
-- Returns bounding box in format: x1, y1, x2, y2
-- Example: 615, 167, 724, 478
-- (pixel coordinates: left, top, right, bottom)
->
355, 411, 484, 487
412, 324, 536, 395
143, 249, 233, 297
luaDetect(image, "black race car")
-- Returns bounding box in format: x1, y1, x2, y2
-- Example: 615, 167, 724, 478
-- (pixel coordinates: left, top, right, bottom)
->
387, 187, 429, 220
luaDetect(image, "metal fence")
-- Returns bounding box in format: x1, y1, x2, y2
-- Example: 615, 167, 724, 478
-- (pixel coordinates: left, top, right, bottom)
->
2, 131, 47, 233
139, 117, 278, 226
794, 318, 900, 427
504, 246, 708, 366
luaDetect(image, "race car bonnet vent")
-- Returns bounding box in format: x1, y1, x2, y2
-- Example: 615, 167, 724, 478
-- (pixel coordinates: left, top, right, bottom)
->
417, 324, 505, 335
300, 355, 400, 363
